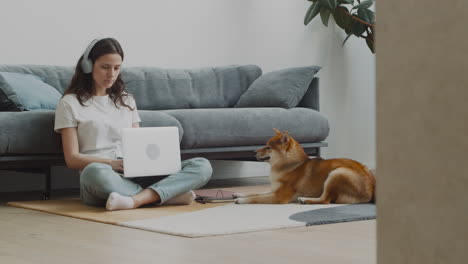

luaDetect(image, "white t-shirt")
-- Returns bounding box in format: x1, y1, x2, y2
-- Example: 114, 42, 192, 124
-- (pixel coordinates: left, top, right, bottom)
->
54, 93, 141, 159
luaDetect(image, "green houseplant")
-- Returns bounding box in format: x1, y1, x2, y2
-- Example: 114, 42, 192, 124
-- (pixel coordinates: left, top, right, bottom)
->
304, 0, 375, 53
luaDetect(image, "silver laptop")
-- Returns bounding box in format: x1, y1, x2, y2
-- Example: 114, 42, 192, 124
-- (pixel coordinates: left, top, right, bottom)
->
120, 127, 181, 177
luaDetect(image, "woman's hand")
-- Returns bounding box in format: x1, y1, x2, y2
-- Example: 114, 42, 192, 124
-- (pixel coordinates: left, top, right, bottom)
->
109, 159, 124, 172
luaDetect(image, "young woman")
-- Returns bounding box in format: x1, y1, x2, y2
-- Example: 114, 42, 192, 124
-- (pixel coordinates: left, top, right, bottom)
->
54, 38, 212, 210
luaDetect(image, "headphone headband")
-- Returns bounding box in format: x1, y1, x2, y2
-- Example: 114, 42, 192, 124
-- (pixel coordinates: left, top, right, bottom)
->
81, 38, 102, 74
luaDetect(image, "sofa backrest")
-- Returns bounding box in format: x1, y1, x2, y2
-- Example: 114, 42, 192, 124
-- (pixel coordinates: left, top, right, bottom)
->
124, 65, 261, 110
0, 64, 262, 110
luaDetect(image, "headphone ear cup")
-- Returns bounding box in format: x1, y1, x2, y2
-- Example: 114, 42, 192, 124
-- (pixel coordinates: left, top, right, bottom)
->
81, 58, 93, 74
81, 38, 102, 74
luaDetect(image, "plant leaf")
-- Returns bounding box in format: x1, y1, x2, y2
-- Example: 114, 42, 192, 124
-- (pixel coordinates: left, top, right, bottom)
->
366, 33, 375, 53
320, 0, 337, 10
343, 10, 354, 34
352, 20, 366, 36
332, 6, 349, 30
320, 8, 331, 27
304, 2, 322, 25
344, 20, 354, 35
352, 0, 373, 9
342, 34, 353, 46
357, 8, 375, 24
333, 6, 354, 35
334, 6, 353, 34
338, 0, 354, 4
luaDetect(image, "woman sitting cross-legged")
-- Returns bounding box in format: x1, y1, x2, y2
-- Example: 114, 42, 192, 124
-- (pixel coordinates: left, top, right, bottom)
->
54, 38, 212, 211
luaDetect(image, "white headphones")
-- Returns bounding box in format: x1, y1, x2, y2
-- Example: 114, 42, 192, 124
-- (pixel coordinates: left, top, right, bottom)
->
81, 38, 102, 74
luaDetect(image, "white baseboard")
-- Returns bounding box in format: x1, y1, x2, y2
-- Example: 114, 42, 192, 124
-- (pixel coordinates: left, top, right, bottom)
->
210, 160, 270, 180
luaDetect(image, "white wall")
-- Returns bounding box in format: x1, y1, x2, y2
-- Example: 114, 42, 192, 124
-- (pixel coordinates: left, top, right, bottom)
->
0, 0, 375, 190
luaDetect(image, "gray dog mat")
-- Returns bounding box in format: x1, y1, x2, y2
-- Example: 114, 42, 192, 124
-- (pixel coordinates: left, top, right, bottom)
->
289, 203, 376, 225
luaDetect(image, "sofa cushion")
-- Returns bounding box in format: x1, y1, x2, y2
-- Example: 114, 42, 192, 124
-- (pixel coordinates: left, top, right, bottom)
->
235, 66, 321, 109
0, 87, 19, 111
122, 65, 262, 110
0, 65, 74, 94
164, 107, 329, 149
0, 72, 62, 111
0, 111, 184, 155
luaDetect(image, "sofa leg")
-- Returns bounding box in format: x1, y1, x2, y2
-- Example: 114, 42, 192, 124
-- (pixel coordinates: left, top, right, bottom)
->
41, 167, 51, 200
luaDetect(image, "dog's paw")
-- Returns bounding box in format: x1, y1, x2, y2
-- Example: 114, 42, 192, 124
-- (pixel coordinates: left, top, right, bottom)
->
232, 193, 245, 199
297, 197, 307, 204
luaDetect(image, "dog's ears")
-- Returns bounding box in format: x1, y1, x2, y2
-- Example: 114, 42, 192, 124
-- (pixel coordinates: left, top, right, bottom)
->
273, 128, 289, 134
281, 132, 289, 144
273, 128, 289, 143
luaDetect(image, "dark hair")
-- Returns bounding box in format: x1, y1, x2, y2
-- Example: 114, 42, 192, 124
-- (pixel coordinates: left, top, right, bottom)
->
64, 38, 134, 110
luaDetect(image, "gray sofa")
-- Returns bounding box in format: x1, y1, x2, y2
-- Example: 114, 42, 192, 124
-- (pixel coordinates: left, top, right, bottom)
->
0, 64, 329, 198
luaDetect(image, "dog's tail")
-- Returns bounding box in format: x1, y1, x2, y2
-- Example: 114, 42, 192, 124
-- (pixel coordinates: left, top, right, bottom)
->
370, 171, 376, 204
364, 166, 376, 204
370, 189, 376, 204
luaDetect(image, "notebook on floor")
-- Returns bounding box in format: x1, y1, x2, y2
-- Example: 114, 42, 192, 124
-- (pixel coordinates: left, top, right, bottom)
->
194, 189, 235, 203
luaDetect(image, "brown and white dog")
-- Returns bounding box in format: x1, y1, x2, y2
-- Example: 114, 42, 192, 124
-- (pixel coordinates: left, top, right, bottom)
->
234, 129, 375, 204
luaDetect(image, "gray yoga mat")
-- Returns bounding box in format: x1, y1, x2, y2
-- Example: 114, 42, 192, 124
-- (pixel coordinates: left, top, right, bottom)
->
289, 203, 376, 225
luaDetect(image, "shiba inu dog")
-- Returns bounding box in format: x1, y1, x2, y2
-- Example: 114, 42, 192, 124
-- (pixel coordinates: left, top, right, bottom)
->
234, 129, 375, 204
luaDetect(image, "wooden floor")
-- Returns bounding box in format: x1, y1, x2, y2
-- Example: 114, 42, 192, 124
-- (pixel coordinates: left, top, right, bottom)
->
0, 177, 376, 264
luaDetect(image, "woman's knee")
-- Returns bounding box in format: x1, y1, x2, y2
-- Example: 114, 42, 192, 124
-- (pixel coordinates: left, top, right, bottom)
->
80, 162, 117, 191
188, 157, 213, 184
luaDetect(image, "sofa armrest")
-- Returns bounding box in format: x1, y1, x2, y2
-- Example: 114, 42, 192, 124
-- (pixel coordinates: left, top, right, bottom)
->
297, 77, 319, 111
